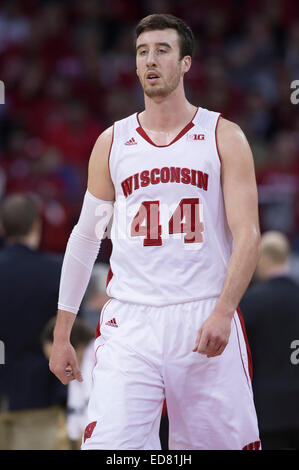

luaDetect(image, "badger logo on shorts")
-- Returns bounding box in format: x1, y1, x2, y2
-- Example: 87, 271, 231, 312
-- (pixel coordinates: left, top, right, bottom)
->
84, 421, 97, 442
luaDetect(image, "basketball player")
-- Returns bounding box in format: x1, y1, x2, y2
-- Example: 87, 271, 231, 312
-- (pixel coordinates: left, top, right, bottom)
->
50, 14, 261, 450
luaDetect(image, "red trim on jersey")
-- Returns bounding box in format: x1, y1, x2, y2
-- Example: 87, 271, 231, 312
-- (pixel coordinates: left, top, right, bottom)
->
107, 123, 115, 176
215, 113, 223, 164
95, 319, 101, 339
236, 306, 253, 381
136, 107, 199, 148
106, 266, 113, 288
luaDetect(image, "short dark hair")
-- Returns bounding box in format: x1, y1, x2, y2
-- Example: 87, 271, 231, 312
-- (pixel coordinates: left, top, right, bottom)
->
136, 14, 194, 60
0, 193, 39, 239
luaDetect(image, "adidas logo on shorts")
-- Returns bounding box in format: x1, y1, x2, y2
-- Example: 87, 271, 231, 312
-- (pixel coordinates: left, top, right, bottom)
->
105, 318, 118, 327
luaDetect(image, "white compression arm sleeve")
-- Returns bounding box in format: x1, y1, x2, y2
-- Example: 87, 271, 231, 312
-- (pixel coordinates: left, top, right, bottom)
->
58, 190, 114, 314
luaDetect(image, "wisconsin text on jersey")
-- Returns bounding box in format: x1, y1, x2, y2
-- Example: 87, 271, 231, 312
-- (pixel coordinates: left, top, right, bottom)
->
121, 166, 209, 198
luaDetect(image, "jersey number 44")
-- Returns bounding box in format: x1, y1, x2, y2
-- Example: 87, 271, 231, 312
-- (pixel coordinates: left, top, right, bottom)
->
131, 198, 204, 246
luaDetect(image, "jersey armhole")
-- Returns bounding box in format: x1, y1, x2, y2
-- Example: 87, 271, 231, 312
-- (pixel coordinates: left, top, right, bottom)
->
215, 113, 223, 164
108, 122, 115, 180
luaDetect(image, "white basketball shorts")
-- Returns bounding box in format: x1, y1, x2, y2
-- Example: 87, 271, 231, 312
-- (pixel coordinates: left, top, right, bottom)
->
81, 297, 260, 450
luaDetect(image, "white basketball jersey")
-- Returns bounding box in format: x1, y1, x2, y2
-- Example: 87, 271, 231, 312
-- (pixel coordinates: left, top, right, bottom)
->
106, 107, 233, 306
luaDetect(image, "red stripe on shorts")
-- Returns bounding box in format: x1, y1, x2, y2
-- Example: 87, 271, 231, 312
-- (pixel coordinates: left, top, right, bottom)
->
236, 306, 253, 381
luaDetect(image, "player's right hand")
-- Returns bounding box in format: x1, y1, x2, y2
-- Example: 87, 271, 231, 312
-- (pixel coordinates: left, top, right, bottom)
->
49, 340, 83, 385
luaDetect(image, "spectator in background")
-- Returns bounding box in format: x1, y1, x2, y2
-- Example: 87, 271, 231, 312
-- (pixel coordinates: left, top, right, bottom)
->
257, 131, 299, 240
240, 231, 299, 450
42, 316, 95, 450
0, 194, 67, 450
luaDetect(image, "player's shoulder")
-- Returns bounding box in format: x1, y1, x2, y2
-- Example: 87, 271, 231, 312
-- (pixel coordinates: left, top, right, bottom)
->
217, 116, 244, 140
89, 125, 114, 162
217, 117, 253, 165
86, 126, 114, 175
95, 125, 114, 145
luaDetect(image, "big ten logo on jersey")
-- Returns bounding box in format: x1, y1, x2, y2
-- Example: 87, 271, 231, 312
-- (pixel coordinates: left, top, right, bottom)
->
110, 196, 205, 251
187, 133, 205, 141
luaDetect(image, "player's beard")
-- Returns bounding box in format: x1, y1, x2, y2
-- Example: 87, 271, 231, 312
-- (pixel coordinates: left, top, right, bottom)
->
141, 64, 182, 99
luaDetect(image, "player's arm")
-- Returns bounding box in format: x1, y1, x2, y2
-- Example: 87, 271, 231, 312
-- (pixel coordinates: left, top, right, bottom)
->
49, 126, 115, 385
193, 118, 261, 358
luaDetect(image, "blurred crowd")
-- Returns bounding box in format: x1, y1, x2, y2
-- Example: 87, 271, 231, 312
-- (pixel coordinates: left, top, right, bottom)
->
1, 0, 299, 450
0, 0, 299, 256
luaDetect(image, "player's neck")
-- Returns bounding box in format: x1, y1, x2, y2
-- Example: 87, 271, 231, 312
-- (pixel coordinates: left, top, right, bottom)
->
141, 91, 197, 133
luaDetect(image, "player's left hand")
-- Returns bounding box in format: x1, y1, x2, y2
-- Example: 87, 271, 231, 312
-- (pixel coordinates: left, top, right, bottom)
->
192, 310, 232, 358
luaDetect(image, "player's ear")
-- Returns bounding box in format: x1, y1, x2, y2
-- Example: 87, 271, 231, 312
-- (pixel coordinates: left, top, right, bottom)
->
182, 56, 192, 75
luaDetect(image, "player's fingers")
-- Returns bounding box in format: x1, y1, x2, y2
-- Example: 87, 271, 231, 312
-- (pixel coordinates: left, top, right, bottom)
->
206, 343, 221, 358
197, 331, 225, 356
60, 368, 80, 385
207, 340, 227, 358
205, 339, 220, 357
215, 342, 227, 356
53, 368, 72, 386
192, 327, 203, 352
60, 364, 75, 384
65, 365, 73, 378
50, 362, 68, 385
70, 361, 83, 382
53, 363, 79, 385
196, 331, 209, 354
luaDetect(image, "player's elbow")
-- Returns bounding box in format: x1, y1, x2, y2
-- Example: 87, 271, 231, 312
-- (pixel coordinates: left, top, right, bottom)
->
248, 228, 262, 266
233, 224, 261, 256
